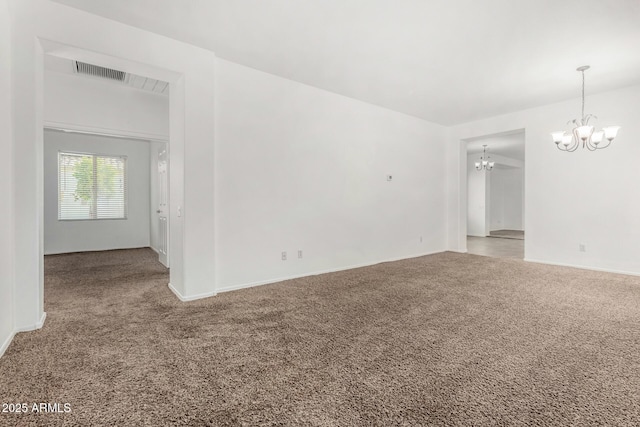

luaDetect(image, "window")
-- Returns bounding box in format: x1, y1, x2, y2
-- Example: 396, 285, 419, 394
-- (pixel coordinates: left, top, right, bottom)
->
58, 152, 127, 220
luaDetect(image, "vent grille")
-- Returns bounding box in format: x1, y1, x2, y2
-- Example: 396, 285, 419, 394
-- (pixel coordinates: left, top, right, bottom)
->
75, 61, 126, 82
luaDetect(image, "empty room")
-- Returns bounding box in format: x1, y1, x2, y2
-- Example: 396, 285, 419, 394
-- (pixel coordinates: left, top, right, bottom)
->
1, 1, 639, 425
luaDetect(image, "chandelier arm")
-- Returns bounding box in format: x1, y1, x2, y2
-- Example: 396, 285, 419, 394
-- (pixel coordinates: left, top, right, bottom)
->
566, 137, 580, 152
557, 140, 579, 152
585, 140, 597, 151
584, 135, 594, 151
570, 133, 581, 152
595, 139, 613, 150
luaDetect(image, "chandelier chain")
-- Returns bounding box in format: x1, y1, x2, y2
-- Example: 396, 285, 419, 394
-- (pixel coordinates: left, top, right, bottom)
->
581, 70, 585, 119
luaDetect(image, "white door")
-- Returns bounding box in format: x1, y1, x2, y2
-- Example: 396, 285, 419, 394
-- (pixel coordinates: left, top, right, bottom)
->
157, 148, 169, 267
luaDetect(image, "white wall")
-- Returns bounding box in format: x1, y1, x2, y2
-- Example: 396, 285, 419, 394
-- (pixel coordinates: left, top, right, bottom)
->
9, 0, 216, 331
0, 0, 15, 357
44, 70, 169, 141
449, 84, 640, 275
467, 156, 489, 236
43, 129, 150, 254
489, 166, 523, 231
214, 59, 448, 291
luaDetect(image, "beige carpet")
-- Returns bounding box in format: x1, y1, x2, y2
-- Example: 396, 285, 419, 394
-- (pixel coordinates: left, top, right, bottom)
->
1, 248, 639, 426
489, 229, 525, 240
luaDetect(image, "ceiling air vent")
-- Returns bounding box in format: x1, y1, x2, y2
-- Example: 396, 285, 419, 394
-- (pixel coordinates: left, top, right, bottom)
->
75, 61, 126, 82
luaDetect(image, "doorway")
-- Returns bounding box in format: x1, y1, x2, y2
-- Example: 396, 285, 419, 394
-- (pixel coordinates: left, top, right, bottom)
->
464, 130, 525, 259
43, 50, 170, 263
10, 6, 216, 332
41, 47, 174, 324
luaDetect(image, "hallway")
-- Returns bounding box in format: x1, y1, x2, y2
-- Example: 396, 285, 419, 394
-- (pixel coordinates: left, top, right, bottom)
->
467, 236, 524, 259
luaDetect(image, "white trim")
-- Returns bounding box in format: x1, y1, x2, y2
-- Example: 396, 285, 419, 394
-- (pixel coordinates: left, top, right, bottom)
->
0, 331, 16, 359
168, 283, 216, 302
1, 312, 47, 359
44, 120, 169, 143
149, 246, 159, 254
217, 250, 446, 294
525, 258, 640, 278
36, 312, 47, 329
15, 312, 47, 333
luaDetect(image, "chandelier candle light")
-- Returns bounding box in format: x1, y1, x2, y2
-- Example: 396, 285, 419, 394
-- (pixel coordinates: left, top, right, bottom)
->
475, 145, 494, 171
551, 65, 620, 152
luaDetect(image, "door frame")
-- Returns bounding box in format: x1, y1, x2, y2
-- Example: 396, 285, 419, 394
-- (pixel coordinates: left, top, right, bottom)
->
11, 1, 219, 332
23, 38, 185, 331
155, 144, 170, 268
454, 128, 527, 254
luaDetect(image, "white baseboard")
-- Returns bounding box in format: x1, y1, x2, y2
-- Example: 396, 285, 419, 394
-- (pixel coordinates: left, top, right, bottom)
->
15, 312, 47, 333
216, 249, 446, 294
36, 312, 47, 329
524, 258, 640, 277
2, 312, 47, 359
0, 330, 16, 359
168, 283, 216, 302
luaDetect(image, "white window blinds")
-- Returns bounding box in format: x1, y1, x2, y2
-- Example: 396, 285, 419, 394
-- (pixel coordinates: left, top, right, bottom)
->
58, 152, 127, 220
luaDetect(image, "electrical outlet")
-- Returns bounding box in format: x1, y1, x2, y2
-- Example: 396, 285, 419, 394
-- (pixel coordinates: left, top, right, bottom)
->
420, 236, 423, 243
281, 251, 287, 261
386, 175, 393, 181
298, 250, 303, 259
579, 244, 586, 252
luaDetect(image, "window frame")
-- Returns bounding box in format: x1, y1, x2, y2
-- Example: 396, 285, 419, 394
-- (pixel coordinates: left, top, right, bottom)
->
57, 150, 129, 221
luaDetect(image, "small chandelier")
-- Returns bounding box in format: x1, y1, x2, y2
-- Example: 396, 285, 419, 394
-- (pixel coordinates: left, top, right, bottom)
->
551, 65, 620, 152
475, 145, 494, 171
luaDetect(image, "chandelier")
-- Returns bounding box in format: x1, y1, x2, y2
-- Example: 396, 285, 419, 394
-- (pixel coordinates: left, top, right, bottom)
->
475, 145, 494, 171
551, 66, 620, 152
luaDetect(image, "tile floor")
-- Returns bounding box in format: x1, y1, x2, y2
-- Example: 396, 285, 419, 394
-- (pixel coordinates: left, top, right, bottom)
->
467, 236, 524, 259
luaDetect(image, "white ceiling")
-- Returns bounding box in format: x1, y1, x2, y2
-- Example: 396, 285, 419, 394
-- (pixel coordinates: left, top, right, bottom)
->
51, 0, 640, 125
467, 131, 525, 161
